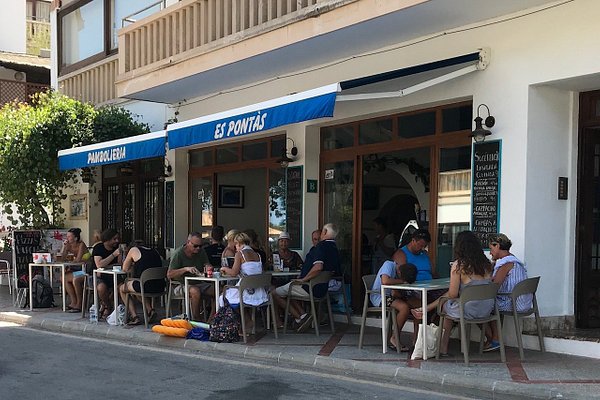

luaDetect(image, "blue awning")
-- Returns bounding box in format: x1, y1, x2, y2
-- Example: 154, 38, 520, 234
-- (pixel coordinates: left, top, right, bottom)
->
167, 83, 339, 149
58, 130, 166, 171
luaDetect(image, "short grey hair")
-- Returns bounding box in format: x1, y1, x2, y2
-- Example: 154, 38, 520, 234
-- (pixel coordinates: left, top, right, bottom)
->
322, 223, 338, 238
188, 232, 202, 241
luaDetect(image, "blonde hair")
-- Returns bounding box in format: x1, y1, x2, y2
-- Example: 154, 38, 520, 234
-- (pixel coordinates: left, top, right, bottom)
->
234, 232, 251, 246
226, 229, 240, 241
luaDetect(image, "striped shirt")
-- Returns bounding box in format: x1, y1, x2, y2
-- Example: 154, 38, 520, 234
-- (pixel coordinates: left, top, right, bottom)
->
493, 255, 532, 312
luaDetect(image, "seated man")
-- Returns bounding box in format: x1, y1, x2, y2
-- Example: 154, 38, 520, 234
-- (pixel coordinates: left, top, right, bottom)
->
204, 225, 226, 268
167, 232, 213, 320
272, 223, 341, 332
370, 257, 418, 351
271, 232, 303, 271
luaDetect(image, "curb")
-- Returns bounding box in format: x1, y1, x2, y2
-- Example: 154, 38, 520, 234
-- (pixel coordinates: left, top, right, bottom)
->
1, 311, 597, 400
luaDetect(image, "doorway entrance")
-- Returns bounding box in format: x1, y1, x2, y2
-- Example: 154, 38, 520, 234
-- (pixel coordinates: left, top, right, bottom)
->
576, 90, 600, 328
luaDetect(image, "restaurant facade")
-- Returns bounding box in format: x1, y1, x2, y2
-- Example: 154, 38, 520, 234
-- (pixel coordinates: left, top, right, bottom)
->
52, 0, 600, 350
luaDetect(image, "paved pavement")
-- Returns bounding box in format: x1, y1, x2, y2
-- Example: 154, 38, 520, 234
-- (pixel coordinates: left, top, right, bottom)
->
1, 288, 600, 400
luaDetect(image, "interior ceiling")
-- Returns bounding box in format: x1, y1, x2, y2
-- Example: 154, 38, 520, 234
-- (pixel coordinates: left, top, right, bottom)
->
126, 0, 557, 104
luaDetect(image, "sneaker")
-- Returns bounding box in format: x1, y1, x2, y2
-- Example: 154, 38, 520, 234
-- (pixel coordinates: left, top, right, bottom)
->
483, 340, 500, 352
296, 314, 313, 333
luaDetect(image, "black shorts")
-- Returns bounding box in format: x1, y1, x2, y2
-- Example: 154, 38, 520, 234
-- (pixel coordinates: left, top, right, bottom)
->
132, 280, 166, 293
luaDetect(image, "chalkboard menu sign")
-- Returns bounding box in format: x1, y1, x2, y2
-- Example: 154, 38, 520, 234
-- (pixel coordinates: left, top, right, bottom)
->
11, 230, 43, 280
286, 166, 303, 249
165, 181, 175, 248
471, 140, 501, 247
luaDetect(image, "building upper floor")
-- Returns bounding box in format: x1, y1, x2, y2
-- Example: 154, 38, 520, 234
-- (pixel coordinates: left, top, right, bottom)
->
55, 0, 559, 106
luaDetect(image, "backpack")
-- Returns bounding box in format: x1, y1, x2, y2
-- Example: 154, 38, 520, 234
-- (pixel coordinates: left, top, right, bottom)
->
32, 275, 54, 308
209, 294, 240, 343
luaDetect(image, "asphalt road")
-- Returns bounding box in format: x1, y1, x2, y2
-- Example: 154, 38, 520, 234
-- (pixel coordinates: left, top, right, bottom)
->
0, 322, 471, 400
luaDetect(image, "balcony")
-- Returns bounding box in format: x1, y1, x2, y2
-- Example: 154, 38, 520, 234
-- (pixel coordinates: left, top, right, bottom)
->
58, 55, 118, 105
115, 0, 558, 103
26, 19, 51, 56
0, 79, 48, 106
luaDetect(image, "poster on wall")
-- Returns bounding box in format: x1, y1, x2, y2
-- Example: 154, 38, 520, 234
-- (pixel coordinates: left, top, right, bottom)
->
471, 139, 501, 247
286, 166, 303, 249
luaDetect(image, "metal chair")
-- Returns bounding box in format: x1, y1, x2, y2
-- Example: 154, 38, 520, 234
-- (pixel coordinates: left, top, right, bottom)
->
358, 274, 401, 353
499, 276, 545, 360
81, 274, 95, 318
0, 259, 12, 295
436, 282, 506, 366
166, 279, 186, 318
283, 271, 334, 336
224, 273, 278, 343
124, 266, 168, 328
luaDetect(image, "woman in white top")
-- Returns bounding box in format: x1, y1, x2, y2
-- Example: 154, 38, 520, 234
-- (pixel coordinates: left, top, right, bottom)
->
484, 233, 531, 351
219, 232, 268, 308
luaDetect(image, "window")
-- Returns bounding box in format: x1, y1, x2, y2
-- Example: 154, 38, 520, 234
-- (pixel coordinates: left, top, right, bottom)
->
27, 0, 51, 22
111, 0, 161, 50
398, 111, 435, 138
359, 119, 393, 145
60, 0, 104, 68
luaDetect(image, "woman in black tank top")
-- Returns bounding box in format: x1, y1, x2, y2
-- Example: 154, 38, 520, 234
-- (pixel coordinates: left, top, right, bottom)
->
119, 244, 165, 325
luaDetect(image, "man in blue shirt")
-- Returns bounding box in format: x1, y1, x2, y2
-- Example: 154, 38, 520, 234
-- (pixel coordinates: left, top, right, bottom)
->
396, 229, 432, 281
273, 223, 341, 332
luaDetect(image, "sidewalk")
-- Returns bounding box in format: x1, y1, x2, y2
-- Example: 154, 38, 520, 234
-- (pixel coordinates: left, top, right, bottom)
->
1, 289, 599, 400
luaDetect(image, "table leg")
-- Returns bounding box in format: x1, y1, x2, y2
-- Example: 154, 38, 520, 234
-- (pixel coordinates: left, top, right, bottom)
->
421, 289, 428, 360
381, 286, 387, 354
29, 264, 33, 311
113, 274, 119, 321
184, 278, 190, 318
93, 272, 98, 321
61, 267, 66, 312
214, 280, 220, 312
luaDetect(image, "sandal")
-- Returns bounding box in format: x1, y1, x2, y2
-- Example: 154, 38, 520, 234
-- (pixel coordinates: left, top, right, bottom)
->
127, 316, 143, 326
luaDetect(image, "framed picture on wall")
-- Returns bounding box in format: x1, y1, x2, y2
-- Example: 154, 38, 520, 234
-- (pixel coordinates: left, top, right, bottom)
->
219, 185, 244, 208
69, 194, 88, 220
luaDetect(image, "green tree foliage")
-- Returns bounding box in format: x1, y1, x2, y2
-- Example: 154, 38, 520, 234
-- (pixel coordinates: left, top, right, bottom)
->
0, 91, 149, 228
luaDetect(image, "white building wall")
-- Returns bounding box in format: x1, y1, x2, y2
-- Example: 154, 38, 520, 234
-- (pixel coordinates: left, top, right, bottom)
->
0, 0, 26, 53
170, 0, 600, 319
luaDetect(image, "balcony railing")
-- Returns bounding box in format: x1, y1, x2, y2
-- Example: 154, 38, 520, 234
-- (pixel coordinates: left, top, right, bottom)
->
26, 19, 50, 56
119, 0, 329, 74
58, 55, 118, 105
0, 79, 48, 106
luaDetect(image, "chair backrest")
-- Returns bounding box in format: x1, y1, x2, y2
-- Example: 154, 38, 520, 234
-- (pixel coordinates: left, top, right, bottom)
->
460, 282, 500, 304
362, 274, 377, 293
0, 259, 10, 272
238, 273, 271, 292
140, 266, 168, 284
511, 276, 540, 299
309, 271, 333, 287
167, 279, 185, 299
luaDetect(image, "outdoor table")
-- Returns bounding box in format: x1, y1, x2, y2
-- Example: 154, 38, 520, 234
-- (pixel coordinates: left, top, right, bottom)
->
93, 267, 128, 320
28, 262, 85, 312
184, 274, 240, 316
381, 277, 450, 359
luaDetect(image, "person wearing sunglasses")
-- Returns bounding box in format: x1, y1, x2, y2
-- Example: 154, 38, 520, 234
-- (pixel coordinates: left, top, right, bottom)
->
167, 232, 213, 320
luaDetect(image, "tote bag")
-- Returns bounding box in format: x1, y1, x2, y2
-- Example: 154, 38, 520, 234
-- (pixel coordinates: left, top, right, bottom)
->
411, 323, 439, 360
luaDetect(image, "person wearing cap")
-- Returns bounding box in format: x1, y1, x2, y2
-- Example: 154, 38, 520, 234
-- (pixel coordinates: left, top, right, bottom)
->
272, 232, 303, 271
484, 233, 531, 352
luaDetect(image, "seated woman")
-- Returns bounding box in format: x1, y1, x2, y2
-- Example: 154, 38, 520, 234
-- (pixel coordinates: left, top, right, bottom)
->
92, 229, 123, 320
59, 228, 90, 312
219, 232, 268, 332
118, 241, 165, 326
221, 229, 240, 268
484, 233, 531, 351
413, 230, 494, 356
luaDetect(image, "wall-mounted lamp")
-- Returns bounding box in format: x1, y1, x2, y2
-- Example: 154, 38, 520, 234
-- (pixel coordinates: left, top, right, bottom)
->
276, 138, 299, 168
471, 104, 496, 143
158, 158, 173, 182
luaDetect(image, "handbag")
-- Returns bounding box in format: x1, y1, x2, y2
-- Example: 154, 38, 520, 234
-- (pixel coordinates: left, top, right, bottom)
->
411, 323, 439, 360
209, 290, 241, 343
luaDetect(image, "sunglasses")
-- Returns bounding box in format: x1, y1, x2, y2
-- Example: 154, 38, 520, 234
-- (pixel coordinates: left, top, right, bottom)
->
190, 242, 203, 249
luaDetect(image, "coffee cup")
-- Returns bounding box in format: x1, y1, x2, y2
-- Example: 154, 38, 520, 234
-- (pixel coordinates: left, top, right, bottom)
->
213, 271, 221, 279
